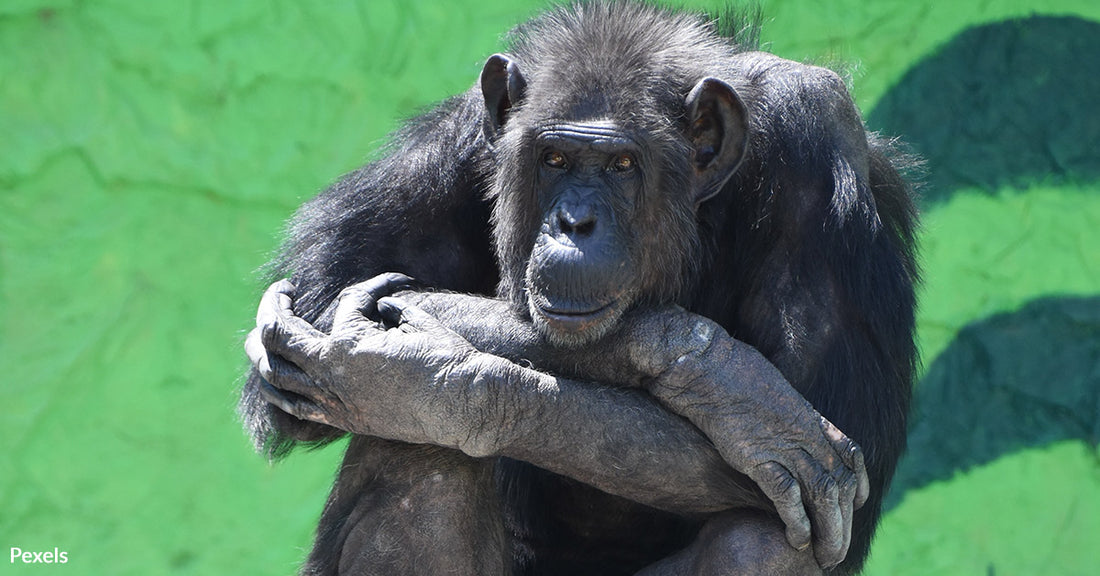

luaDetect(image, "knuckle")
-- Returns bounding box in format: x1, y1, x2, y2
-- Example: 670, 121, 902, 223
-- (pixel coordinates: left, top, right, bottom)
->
850, 442, 866, 469
368, 272, 412, 297
245, 327, 261, 350
819, 414, 841, 439
366, 276, 392, 296
260, 318, 279, 346
337, 283, 366, 301
832, 466, 857, 495
381, 271, 411, 285
757, 462, 801, 504
326, 335, 352, 357
267, 355, 284, 383
839, 436, 862, 460
812, 472, 840, 502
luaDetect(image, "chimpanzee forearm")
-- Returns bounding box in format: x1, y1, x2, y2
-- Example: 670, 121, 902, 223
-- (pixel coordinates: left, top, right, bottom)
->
392, 291, 681, 385
372, 291, 778, 512
392, 289, 869, 557
250, 279, 766, 515
254, 278, 870, 559
457, 353, 766, 514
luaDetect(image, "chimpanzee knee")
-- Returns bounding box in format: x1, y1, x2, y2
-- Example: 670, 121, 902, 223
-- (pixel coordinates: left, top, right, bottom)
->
637, 511, 823, 576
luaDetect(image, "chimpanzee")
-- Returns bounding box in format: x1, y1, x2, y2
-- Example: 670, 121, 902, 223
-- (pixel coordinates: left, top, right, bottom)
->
241, 2, 918, 575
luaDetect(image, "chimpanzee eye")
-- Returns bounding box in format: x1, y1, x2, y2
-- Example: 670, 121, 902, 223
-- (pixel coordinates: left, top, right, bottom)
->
543, 150, 567, 168
609, 154, 635, 172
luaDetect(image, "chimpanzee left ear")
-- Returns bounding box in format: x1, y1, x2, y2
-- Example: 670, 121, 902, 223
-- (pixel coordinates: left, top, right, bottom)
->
481, 54, 528, 140
685, 77, 749, 204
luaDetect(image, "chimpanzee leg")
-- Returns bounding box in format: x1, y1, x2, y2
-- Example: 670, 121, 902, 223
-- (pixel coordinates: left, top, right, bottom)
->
301, 435, 507, 576
636, 511, 822, 576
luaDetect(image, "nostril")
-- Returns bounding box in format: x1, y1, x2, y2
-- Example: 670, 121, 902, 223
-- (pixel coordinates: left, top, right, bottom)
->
573, 218, 596, 237
552, 205, 598, 239
556, 212, 574, 235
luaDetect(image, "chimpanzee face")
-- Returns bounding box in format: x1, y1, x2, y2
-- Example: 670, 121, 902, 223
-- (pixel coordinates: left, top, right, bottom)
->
524, 119, 646, 342
481, 54, 749, 347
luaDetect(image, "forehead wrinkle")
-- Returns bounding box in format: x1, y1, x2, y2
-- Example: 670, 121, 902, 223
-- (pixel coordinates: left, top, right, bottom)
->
536, 120, 640, 151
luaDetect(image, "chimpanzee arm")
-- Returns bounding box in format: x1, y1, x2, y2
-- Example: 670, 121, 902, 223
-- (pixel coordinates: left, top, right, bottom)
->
250, 277, 868, 559
238, 87, 502, 460
398, 288, 867, 558
364, 284, 866, 560
248, 279, 763, 514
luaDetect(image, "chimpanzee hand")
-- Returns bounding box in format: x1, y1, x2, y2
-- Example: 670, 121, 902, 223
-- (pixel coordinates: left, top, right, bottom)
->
619, 311, 870, 570
245, 277, 507, 454
247, 275, 867, 569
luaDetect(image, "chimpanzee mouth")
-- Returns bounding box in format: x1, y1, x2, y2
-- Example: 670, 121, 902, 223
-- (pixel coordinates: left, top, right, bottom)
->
532, 297, 623, 341
538, 301, 613, 319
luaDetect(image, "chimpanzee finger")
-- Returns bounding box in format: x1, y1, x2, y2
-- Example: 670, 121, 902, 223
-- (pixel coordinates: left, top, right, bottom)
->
258, 306, 327, 374
333, 286, 380, 331
258, 279, 326, 345
246, 328, 270, 377
818, 422, 859, 565
376, 297, 475, 350
247, 329, 318, 396
750, 461, 812, 552
258, 280, 311, 331
853, 448, 869, 509
376, 296, 451, 332
376, 297, 438, 334
837, 471, 855, 567
795, 450, 846, 569
371, 272, 422, 292
333, 273, 421, 328
821, 416, 870, 509
268, 351, 319, 396
259, 381, 332, 425
268, 278, 297, 299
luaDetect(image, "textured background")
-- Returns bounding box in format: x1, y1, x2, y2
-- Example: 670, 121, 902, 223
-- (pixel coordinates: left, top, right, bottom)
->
2, 1, 1098, 574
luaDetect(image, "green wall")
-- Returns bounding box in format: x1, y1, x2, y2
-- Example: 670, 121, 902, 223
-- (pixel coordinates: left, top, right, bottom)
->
2, 1, 1098, 574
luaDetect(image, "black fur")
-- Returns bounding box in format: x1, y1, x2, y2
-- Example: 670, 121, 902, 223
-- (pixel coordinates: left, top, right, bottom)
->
240, 2, 919, 574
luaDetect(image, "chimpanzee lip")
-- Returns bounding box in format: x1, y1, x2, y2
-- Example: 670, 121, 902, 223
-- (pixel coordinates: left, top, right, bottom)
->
537, 300, 613, 318
533, 297, 620, 333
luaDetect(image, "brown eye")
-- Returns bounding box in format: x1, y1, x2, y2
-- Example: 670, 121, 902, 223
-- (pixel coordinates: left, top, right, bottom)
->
544, 151, 567, 168
610, 154, 635, 172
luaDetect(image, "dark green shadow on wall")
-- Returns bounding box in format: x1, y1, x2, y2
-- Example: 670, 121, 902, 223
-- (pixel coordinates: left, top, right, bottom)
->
868, 15, 1100, 204
886, 296, 1100, 510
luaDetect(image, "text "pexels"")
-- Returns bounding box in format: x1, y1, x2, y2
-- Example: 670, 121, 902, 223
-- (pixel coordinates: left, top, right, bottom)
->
10, 547, 69, 564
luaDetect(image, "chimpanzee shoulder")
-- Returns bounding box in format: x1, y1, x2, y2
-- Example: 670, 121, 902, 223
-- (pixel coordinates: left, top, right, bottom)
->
241, 3, 919, 575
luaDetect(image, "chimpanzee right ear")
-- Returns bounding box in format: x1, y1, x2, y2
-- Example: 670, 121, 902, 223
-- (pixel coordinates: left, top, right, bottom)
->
481, 54, 527, 138
685, 77, 749, 205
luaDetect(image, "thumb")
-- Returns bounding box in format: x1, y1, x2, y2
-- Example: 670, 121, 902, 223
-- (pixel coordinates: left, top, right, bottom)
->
377, 297, 473, 348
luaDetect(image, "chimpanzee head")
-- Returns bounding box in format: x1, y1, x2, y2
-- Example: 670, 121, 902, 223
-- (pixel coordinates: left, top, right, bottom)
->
480, 5, 749, 346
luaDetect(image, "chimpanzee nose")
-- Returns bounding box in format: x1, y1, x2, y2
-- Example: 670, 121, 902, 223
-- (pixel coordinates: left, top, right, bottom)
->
553, 204, 598, 239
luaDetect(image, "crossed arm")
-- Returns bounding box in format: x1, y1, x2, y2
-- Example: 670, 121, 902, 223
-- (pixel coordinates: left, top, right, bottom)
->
247, 275, 868, 566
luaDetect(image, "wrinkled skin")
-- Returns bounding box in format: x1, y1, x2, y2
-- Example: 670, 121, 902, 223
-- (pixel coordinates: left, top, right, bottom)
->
248, 274, 867, 573
240, 4, 918, 575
